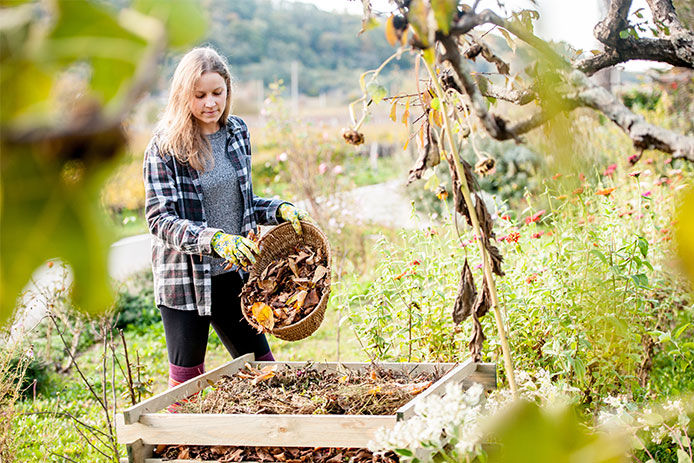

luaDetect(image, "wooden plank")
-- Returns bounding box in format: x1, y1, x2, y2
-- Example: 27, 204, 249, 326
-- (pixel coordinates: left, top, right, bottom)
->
117, 413, 397, 447
122, 353, 254, 424
396, 358, 476, 420
125, 438, 152, 463
462, 363, 496, 390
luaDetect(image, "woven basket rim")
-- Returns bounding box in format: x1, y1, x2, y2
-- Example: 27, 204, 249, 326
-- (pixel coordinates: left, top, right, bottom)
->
242, 221, 331, 337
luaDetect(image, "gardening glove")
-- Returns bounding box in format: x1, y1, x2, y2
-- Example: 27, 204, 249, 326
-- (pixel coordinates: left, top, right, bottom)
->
278, 203, 316, 236
211, 231, 260, 269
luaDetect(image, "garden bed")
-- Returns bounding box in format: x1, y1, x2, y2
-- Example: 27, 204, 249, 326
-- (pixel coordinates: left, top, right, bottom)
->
116, 353, 496, 463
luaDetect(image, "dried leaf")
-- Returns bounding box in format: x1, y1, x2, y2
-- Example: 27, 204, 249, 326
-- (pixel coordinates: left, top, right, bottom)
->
407, 120, 440, 184
401, 381, 432, 394
453, 259, 477, 324
251, 302, 275, 331
312, 265, 328, 284
305, 289, 320, 308
469, 312, 486, 362
287, 290, 308, 310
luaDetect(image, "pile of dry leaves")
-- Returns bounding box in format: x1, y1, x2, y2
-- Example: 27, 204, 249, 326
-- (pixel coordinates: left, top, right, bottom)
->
155, 445, 398, 462
241, 244, 329, 332
179, 362, 442, 416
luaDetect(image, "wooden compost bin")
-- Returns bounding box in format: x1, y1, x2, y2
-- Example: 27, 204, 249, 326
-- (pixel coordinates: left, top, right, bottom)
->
116, 353, 496, 463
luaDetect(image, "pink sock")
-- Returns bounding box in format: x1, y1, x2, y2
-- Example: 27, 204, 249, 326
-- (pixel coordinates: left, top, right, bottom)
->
168, 362, 205, 388
256, 351, 275, 361
167, 363, 205, 413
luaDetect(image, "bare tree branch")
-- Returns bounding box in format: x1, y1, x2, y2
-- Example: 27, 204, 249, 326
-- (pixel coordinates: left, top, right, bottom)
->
570, 70, 694, 159
593, 0, 633, 46
578, 0, 694, 74
482, 84, 536, 105
576, 36, 693, 75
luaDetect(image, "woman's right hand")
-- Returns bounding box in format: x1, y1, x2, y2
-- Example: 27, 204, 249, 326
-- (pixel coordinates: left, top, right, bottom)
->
211, 232, 260, 268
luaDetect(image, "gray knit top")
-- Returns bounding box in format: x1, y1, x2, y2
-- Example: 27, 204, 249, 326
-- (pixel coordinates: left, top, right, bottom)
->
199, 125, 244, 276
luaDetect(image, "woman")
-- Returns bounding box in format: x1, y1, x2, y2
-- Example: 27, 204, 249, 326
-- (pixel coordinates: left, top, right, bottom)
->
143, 47, 312, 390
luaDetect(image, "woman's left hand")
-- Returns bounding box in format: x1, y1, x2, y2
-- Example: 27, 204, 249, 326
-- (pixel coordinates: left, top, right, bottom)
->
278, 203, 316, 236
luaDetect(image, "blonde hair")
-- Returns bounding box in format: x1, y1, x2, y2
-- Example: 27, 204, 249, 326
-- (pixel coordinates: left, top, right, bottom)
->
156, 47, 233, 172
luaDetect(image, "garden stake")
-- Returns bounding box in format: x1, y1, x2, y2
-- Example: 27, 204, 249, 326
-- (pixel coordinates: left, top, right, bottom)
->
422, 57, 518, 397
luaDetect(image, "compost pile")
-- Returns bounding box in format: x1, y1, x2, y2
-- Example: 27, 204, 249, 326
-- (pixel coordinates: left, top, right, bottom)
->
155, 445, 398, 462
178, 363, 441, 415
241, 244, 329, 332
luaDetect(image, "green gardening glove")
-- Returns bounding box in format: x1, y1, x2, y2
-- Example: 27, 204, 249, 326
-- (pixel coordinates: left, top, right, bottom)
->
211, 232, 260, 269
278, 203, 316, 236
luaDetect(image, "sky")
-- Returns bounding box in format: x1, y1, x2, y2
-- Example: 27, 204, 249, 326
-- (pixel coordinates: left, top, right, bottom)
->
304, 0, 663, 72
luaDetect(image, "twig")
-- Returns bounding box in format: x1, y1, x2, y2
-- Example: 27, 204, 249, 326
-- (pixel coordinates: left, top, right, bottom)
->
49, 315, 107, 411
119, 329, 137, 406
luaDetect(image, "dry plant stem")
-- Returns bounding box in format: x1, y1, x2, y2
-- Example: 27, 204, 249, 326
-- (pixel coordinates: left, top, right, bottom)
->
422, 57, 518, 397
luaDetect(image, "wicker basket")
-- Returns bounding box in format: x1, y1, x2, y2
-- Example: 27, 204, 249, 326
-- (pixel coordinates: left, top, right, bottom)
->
242, 221, 331, 342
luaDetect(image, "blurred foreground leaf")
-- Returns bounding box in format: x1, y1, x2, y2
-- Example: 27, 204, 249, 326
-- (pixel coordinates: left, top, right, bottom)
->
488, 401, 628, 463
675, 187, 694, 284
0, 0, 207, 326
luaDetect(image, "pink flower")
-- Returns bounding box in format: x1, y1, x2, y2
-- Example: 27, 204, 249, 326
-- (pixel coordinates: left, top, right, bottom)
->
603, 164, 617, 176
628, 154, 640, 165
531, 231, 544, 239
524, 210, 546, 225
332, 165, 344, 175
318, 163, 328, 174
642, 190, 652, 197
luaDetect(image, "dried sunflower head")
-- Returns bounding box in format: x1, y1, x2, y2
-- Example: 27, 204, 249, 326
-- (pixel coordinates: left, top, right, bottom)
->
342, 128, 365, 146
474, 157, 496, 176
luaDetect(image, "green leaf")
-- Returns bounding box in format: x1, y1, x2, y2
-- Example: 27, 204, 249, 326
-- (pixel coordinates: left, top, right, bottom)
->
590, 249, 607, 264
430, 0, 457, 35
678, 452, 692, 463
637, 237, 648, 257
366, 82, 387, 103
430, 97, 441, 111
133, 0, 207, 48
395, 449, 414, 457
619, 29, 629, 39
630, 273, 649, 288
675, 323, 691, 339
40, 0, 149, 104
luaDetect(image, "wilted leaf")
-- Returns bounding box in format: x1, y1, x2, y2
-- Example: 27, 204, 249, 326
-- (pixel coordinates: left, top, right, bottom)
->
407, 120, 440, 184
453, 259, 476, 324
389, 99, 398, 122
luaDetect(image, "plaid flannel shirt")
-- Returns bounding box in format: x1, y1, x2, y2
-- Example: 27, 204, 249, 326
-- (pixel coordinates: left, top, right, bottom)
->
143, 115, 286, 316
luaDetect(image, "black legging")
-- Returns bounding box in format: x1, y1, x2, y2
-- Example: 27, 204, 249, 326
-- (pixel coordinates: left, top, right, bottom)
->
159, 271, 270, 367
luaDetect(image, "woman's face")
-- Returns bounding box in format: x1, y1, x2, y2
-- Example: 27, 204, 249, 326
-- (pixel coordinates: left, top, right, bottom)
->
190, 71, 227, 133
